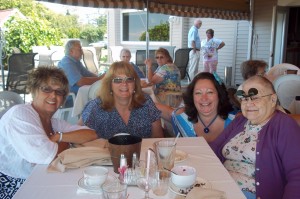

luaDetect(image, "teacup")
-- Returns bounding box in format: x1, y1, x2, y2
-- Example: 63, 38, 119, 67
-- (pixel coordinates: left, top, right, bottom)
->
83, 166, 108, 187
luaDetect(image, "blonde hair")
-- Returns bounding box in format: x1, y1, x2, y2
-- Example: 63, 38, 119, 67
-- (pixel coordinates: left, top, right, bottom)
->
98, 61, 145, 110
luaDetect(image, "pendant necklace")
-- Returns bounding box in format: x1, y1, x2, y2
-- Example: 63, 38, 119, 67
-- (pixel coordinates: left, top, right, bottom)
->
198, 114, 218, 134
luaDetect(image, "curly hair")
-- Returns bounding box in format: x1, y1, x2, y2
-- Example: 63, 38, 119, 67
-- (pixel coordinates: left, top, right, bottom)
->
183, 72, 233, 123
98, 61, 146, 111
240, 60, 267, 80
27, 66, 69, 101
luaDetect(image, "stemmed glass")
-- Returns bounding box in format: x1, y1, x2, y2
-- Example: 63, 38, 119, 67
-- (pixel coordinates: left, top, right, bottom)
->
135, 157, 157, 198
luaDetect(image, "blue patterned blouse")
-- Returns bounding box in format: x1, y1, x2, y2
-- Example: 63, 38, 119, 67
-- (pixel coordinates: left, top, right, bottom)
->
81, 95, 161, 139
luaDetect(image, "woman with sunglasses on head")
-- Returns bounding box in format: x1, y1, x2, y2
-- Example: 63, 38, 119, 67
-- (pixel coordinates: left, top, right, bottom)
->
0, 67, 97, 199
144, 47, 181, 106
210, 75, 300, 199
80, 61, 164, 139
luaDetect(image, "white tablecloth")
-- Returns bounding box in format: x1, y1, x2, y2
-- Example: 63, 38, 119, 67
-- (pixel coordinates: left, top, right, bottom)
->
13, 137, 245, 199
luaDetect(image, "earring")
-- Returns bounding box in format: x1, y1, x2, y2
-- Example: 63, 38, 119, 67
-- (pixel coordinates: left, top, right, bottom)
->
133, 90, 136, 94
110, 91, 113, 95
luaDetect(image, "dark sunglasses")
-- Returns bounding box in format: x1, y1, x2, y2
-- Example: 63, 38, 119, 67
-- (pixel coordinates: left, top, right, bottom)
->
112, 77, 135, 84
155, 56, 165, 59
40, 86, 66, 96
236, 88, 273, 102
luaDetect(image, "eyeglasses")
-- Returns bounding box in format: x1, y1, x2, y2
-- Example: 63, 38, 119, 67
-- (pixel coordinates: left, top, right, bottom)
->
236, 87, 274, 103
112, 77, 135, 84
239, 94, 273, 103
39, 86, 66, 96
155, 56, 165, 59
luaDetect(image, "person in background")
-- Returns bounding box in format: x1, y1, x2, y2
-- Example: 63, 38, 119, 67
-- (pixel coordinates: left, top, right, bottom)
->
172, 72, 234, 141
187, 18, 202, 80
81, 61, 164, 139
58, 39, 104, 95
201, 29, 225, 73
240, 60, 267, 81
120, 48, 145, 79
0, 67, 97, 199
210, 75, 300, 199
144, 47, 181, 106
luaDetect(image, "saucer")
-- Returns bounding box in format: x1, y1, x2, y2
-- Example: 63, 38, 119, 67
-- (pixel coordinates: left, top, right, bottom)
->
169, 177, 212, 196
78, 174, 117, 193
175, 150, 188, 163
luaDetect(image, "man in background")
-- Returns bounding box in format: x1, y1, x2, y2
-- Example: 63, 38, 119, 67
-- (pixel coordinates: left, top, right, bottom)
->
58, 39, 104, 95
187, 18, 202, 80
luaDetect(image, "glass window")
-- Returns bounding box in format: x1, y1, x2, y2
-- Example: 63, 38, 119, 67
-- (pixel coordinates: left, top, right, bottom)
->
122, 10, 170, 42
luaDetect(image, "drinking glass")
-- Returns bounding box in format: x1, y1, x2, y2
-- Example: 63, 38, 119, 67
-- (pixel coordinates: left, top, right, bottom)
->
135, 159, 157, 199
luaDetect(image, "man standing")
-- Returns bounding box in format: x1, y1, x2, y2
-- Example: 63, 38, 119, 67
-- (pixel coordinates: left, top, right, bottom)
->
58, 39, 104, 95
187, 18, 202, 80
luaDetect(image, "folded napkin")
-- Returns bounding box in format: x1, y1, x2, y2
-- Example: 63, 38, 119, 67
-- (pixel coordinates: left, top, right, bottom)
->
47, 146, 111, 172
186, 187, 226, 199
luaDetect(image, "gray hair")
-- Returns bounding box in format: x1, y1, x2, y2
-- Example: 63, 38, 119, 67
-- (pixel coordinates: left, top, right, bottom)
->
64, 39, 81, 56
120, 48, 131, 58
194, 18, 202, 25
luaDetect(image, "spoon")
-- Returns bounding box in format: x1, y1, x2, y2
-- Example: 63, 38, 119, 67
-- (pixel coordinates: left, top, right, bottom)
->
163, 167, 177, 175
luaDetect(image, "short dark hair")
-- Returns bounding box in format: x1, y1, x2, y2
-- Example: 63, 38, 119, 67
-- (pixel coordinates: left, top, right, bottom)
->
183, 72, 233, 123
206, 29, 214, 37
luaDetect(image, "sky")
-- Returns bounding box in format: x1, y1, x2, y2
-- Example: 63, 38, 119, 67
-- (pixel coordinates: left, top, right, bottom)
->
40, 2, 107, 24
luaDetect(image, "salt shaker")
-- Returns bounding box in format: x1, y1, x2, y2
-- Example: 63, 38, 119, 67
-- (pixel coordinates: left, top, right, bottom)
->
132, 152, 138, 169
118, 154, 127, 183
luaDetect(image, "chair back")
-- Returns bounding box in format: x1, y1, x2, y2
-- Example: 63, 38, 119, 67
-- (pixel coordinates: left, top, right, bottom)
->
0, 91, 24, 118
82, 48, 99, 74
135, 50, 158, 74
53, 93, 78, 124
266, 63, 300, 82
88, 80, 102, 101
274, 74, 300, 109
6, 53, 37, 100
173, 48, 192, 80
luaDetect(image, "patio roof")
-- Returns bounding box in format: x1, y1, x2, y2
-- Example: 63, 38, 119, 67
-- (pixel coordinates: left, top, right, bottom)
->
37, 0, 250, 20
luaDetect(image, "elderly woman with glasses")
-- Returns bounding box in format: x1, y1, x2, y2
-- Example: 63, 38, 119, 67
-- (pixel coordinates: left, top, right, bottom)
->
81, 61, 164, 139
0, 67, 97, 199
144, 47, 181, 106
210, 75, 300, 199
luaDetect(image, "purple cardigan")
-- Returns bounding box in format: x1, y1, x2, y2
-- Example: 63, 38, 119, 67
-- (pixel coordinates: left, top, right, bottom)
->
210, 111, 300, 199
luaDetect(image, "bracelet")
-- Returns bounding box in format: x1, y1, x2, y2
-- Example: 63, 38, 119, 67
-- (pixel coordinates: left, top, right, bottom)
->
58, 132, 63, 143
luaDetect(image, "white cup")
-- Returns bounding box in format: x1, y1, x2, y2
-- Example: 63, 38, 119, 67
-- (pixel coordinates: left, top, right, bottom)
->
83, 166, 108, 187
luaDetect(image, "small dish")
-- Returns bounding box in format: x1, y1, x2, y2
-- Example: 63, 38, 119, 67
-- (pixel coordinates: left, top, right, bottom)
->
175, 150, 188, 163
78, 174, 117, 193
169, 177, 212, 196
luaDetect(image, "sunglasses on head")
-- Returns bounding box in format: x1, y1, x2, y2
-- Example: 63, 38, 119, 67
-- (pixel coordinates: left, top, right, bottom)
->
40, 86, 66, 96
236, 88, 273, 102
112, 77, 135, 84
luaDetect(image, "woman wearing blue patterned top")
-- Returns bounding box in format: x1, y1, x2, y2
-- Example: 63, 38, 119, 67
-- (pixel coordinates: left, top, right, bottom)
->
144, 48, 181, 106
81, 61, 164, 139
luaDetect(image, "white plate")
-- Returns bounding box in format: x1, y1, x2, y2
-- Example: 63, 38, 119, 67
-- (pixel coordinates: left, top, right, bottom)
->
78, 174, 117, 193
175, 150, 188, 163
169, 177, 212, 196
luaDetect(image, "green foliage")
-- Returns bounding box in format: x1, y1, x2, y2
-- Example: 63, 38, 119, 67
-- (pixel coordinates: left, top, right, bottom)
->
139, 21, 169, 41
79, 24, 104, 43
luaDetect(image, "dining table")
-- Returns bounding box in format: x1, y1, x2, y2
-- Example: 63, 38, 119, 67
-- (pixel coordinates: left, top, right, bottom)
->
13, 137, 246, 199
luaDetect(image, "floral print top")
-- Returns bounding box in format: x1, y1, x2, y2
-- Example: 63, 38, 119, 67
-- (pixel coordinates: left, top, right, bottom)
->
222, 120, 265, 194
153, 63, 181, 106
201, 38, 223, 62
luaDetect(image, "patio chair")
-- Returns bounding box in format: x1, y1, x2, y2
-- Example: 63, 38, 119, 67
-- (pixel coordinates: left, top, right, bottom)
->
274, 74, 300, 110
5, 53, 37, 102
88, 80, 102, 101
266, 63, 300, 82
82, 48, 99, 74
173, 48, 192, 80
0, 91, 24, 119
135, 50, 158, 75
53, 92, 78, 124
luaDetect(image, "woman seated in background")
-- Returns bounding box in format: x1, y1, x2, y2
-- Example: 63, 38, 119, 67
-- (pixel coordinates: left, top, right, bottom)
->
81, 61, 164, 139
0, 67, 97, 199
210, 75, 300, 199
144, 47, 181, 106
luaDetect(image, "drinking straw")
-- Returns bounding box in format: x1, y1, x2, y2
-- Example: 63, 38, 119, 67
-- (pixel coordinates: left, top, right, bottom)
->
146, 149, 151, 181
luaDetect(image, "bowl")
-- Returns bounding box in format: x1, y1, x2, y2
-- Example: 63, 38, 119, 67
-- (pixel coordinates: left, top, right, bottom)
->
171, 165, 197, 188
83, 166, 108, 187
